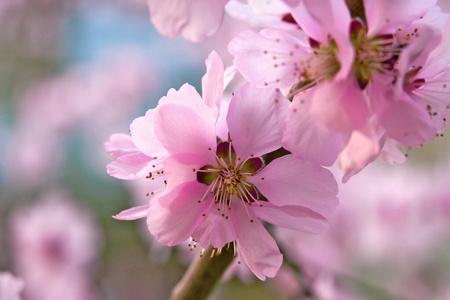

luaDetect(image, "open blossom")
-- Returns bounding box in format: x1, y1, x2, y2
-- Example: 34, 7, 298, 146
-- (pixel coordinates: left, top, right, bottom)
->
0, 272, 23, 300
229, 0, 450, 180
107, 51, 338, 280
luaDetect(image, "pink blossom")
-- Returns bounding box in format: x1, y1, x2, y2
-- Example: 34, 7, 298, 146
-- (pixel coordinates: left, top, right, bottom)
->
107, 51, 338, 280
146, 0, 228, 42
0, 272, 23, 300
9, 192, 102, 300
230, 0, 449, 180
146, 81, 337, 280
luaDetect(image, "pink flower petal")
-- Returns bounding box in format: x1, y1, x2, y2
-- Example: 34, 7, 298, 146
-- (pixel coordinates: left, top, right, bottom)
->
228, 29, 310, 88
147, 0, 227, 42
364, 0, 437, 36
163, 155, 201, 193
282, 94, 342, 166
224, 65, 237, 89
339, 125, 381, 183
227, 83, 289, 160
310, 78, 370, 133
105, 134, 156, 180
225, 0, 297, 31
147, 181, 211, 246
113, 205, 150, 220
378, 93, 436, 147
106, 152, 154, 180
104, 134, 137, 159
155, 103, 217, 165
159, 84, 215, 117
370, 75, 436, 147
378, 138, 407, 165
252, 202, 329, 234
286, 0, 329, 45
130, 110, 168, 158
192, 206, 238, 249
235, 200, 282, 280
395, 24, 440, 91
248, 154, 338, 216
201, 51, 224, 112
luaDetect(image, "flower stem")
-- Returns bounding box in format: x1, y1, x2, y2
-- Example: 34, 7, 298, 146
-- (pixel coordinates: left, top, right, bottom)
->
171, 245, 235, 300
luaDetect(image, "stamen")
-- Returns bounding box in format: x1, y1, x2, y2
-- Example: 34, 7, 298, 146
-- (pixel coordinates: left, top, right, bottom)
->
210, 248, 216, 259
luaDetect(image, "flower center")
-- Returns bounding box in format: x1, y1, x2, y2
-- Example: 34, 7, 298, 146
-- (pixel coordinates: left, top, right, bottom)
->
350, 19, 400, 89
196, 141, 264, 219
287, 36, 341, 99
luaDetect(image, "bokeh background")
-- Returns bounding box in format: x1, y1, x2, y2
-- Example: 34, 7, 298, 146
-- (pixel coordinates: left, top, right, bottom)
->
1, 1, 450, 299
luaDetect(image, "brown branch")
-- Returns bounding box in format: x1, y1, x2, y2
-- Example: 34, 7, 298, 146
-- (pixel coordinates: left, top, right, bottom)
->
171, 245, 235, 300
345, 0, 367, 24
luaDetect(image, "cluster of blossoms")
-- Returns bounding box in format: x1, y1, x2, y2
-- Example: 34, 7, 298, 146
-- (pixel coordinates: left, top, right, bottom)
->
229, 0, 450, 180
106, 0, 450, 280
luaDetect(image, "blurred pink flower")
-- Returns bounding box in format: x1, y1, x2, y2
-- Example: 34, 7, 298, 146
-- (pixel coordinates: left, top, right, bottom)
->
276, 162, 450, 299
0, 272, 24, 300
9, 192, 102, 300
7, 50, 151, 188
146, 0, 228, 42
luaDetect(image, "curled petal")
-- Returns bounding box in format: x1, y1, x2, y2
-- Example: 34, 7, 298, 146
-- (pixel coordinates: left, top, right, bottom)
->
105, 134, 156, 180
339, 125, 381, 183
106, 153, 155, 180
105, 134, 138, 159
113, 205, 150, 220
202, 51, 224, 112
